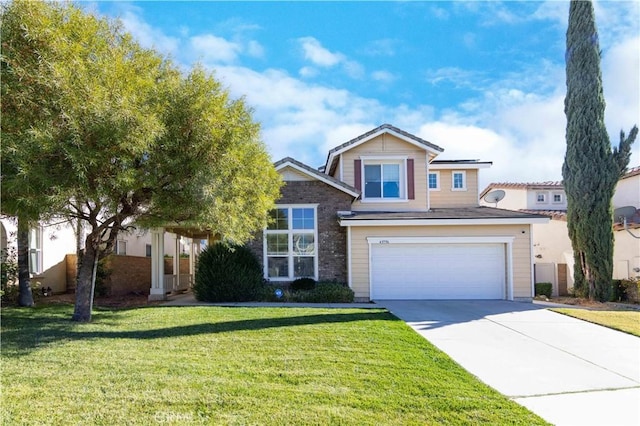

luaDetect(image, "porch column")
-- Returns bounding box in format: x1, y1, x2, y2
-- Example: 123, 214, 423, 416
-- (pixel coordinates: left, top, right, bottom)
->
149, 227, 166, 301
189, 238, 197, 281
173, 234, 181, 292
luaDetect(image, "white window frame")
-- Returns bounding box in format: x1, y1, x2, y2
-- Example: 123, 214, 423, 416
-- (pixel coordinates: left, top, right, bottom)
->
360, 156, 407, 202
428, 171, 440, 191
264, 204, 319, 281
552, 192, 563, 204
536, 192, 547, 203
451, 171, 467, 191
28, 226, 43, 275
116, 240, 127, 256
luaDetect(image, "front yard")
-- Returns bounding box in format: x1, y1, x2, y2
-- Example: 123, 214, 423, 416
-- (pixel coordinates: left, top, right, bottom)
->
1, 304, 547, 425
551, 308, 640, 337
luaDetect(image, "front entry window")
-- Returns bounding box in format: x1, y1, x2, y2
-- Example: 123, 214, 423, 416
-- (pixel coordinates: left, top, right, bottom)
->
265, 206, 317, 280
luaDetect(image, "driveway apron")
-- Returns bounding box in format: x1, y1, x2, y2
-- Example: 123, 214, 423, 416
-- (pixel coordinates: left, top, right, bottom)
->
378, 300, 640, 426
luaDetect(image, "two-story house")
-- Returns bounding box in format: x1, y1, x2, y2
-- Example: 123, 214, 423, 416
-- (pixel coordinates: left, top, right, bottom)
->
248, 124, 548, 302
480, 166, 640, 297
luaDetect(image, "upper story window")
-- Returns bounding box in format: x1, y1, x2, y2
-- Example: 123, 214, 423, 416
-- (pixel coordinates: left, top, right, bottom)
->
536, 192, 547, 203
428, 171, 440, 190
364, 162, 402, 199
552, 193, 563, 203
452, 171, 466, 191
265, 205, 317, 281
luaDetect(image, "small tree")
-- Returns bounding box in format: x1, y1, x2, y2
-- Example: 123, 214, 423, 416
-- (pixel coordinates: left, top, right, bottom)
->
1, 1, 281, 321
562, 0, 637, 301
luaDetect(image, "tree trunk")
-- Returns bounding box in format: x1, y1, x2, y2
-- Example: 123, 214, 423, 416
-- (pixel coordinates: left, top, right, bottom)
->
72, 234, 99, 322
16, 216, 34, 307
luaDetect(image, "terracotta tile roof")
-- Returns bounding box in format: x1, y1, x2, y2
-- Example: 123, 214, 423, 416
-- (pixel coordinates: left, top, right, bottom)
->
479, 182, 564, 198
519, 209, 567, 221
621, 165, 640, 180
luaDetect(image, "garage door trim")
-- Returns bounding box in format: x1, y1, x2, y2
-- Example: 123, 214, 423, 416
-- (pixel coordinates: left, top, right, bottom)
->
367, 236, 515, 300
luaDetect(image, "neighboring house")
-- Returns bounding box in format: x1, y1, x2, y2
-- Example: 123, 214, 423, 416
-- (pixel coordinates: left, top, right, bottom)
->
247, 124, 548, 302
0, 217, 191, 294
480, 166, 640, 296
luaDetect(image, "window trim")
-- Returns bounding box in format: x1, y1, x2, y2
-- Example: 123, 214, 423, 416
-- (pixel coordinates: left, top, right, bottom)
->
359, 156, 408, 202
428, 171, 440, 191
536, 192, 547, 203
28, 226, 43, 275
264, 204, 319, 282
116, 240, 127, 256
451, 171, 467, 191
552, 192, 563, 204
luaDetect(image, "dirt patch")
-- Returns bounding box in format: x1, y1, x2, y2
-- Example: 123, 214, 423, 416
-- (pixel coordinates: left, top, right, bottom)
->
546, 296, 640, 311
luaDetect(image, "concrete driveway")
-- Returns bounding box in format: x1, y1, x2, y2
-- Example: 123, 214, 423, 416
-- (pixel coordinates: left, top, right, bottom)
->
379, 300, 640, 426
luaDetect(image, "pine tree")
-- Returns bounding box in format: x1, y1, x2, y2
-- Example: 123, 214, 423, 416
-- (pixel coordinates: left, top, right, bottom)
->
562, 0, 637, 301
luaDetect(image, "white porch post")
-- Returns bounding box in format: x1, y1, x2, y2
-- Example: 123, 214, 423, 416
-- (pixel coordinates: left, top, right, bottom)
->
173, 234, 180, 292
149, 227, 166, 301
189, 239, 197, 277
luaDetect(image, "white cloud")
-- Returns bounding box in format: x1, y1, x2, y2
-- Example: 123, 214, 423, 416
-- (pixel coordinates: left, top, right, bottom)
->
298, 37, 344, 67
363, 38, 398, 57
118, 8, 180, 55
246, 40, 265, 58
190, 34, 241, 64
371, 70, 397, 83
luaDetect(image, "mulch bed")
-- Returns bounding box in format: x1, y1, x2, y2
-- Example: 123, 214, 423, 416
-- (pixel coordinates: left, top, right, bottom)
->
40, 292, 159, 309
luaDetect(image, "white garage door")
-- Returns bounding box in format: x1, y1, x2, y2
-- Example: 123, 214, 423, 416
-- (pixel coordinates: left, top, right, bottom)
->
371, 243, 505, 299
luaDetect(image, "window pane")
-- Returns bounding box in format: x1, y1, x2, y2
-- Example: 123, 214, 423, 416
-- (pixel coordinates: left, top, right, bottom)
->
382, 164, 400, 197
364, 165, 381, 198
267, 208, 288, 230
453, 173, 464, 189
266, 234, 288, 255
268, 257, 288, 278
292, 208, 314, 230
428, 173, 438, 189
293, 233, 315, 255
293, 257, 314, 278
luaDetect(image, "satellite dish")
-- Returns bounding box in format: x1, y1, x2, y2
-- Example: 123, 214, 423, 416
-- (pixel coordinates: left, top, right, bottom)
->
613, 206, 636, 223
483, 190, 506, 207
613, 206, 640, 240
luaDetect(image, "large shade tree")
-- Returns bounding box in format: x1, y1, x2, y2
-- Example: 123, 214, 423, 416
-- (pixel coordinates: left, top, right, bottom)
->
562, 0, 637, 301
1, 0, 281, 321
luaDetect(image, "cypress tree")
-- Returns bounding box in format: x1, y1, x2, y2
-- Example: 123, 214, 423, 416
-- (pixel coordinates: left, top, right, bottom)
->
562, 0, 637, 301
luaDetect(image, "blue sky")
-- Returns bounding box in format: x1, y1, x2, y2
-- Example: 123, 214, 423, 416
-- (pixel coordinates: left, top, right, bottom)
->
92, 1, 639, 190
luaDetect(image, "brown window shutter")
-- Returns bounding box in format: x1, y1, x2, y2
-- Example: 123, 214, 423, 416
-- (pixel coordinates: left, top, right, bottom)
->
407, 159, 415, 199
354, 159, 362, 191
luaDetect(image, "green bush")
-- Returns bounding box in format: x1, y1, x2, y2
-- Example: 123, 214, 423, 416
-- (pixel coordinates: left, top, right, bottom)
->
610, 280, 626, 302
290, 277, 316, 292
535, 282, 552, 298
288, 282, 354, 303
193, 243, 265, 302
621, 278, 640, 304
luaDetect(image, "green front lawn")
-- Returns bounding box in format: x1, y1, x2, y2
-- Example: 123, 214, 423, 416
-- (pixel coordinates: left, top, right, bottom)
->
552, 308, 640, 337
1, 305, 546, 425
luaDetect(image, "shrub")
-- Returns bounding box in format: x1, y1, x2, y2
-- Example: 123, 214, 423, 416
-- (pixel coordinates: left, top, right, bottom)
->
289, 282, 354, 303
621, 278, 640, 304
193, 243, 265, 302
535, 282, 552, 298
610, 280, 626, 302
290, 277, 316, 292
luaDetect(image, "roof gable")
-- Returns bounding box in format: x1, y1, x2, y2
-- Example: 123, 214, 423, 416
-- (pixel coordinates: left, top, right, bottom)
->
274, 157, 360, 198
325, 124, 444, 176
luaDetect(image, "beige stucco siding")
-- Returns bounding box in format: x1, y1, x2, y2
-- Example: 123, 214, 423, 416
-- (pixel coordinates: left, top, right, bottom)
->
429, 169, 479, 208
348, 224, 533, 300
340, 134, 428, 211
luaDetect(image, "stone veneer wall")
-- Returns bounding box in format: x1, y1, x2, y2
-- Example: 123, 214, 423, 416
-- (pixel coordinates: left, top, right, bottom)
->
246, 180, 354, 284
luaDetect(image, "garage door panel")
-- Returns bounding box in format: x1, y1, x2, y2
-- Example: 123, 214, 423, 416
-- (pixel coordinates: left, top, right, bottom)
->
371, 243, 505, 300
